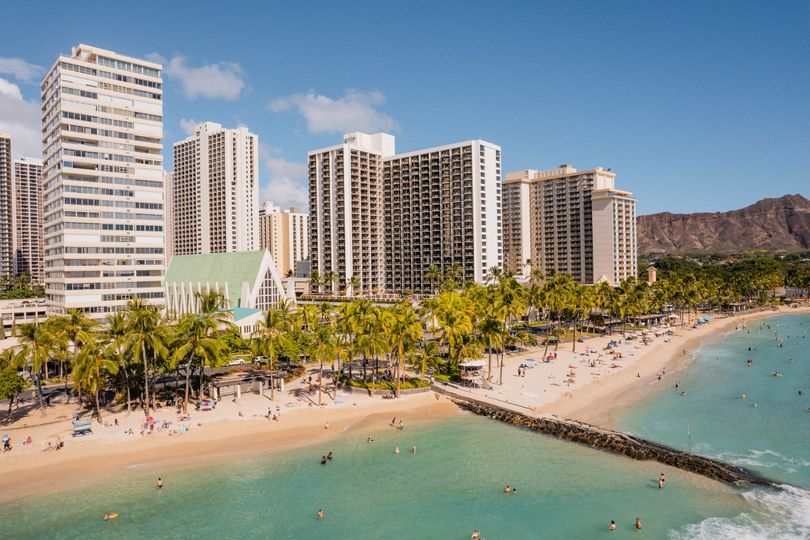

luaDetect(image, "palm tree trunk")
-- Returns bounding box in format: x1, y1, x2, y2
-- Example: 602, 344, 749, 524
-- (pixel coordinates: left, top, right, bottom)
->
184, 363, 192, 413
270, 355, 275, 401
122, 364, 131, 415
318, 359, 323, 406
141, 341, 150, 417
95, 389, 103, 423
487, 344, 493, 382
198, 359, 207, 398
572, 316, 578, 352
63, 364, 71, 404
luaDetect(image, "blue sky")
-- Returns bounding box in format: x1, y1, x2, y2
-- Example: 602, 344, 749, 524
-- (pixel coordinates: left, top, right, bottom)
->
1, 0, 808, 214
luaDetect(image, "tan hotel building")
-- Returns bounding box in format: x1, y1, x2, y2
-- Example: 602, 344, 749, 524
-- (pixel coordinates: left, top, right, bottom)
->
259, 201, 309, 277
503, 165, 637, 285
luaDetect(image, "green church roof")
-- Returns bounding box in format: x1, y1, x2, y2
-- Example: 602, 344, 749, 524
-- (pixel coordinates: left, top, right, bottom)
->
229, 307, 262, 323
165, 251, 267, 308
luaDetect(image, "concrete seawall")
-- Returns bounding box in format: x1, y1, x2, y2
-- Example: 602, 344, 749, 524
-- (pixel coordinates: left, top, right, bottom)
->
438, 388, 777, 487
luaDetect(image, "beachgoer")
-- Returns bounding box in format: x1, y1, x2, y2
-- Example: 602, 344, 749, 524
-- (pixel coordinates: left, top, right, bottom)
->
504, 485, 511, 494
317, 509, 324, 520
398, 420, 404, 430
411, 444, 416, 454
471, 530, 480, 539
391, 417, 396, 426
741, 393, 747, 400
324, 422, 329, 429
635, 517, 642, 530
609, 520, 617, 531
157, 477, 163, 489
327, 451, 333, 461
367, 437, 374, 443
394, 447, 400, 454
321, 456, 327, 465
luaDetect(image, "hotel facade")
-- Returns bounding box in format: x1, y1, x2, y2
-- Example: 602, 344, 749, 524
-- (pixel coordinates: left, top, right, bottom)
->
0, 133, 12, 278
40, 44, 166, 317
13, 157, 44, 283
258, 201, 308, 277
172, 122, 259, 256
309, 132, 502, 295
502, 165, 637, 286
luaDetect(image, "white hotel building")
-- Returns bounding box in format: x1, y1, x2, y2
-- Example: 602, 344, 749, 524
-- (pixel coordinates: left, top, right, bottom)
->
309, 133, 502, 295
40, 44, 166, 317
172, 122, 259, 256
502, 165, 637, 285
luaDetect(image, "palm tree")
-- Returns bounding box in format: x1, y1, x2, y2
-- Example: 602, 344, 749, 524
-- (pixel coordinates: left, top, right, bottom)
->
310, 325, 336, 406
309, 268, 322, 293
14, 322, 57, 415
493, 276, 526, 384
413, 340, 440, 381
389, 302, 422, 397
73, 336, 119, 423
194, 290, 232, 395
479, 315, 503, 382
106, 312, 133, 414
172, 314, 227, 412
123, 298, 167, 417
254, 305, 290, 400
570, 285, 595, 352
424, 264, 441, 295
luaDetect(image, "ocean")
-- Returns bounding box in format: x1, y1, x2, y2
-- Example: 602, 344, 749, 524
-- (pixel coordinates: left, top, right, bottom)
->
2, 313, 809, 539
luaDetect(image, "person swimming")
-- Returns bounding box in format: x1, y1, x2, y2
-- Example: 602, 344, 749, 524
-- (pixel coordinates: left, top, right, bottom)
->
471, 530, 481, 539
504, 485, 511, 494
394, 447, 400, 454
635, 517, 642, 530
317, 509, 324, 520
741, 393, 747, 400
321, 456, 327, 465
157, 476, 163, 489
608, 520, 617, 531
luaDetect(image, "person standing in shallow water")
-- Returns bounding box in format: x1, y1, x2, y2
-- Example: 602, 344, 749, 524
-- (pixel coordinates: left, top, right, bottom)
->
157, 477, 163, 489
635, 517, 642, 530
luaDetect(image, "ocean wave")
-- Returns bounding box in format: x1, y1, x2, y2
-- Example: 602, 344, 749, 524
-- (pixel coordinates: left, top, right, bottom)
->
713, 449, 810, 473
669, 485, 810, 540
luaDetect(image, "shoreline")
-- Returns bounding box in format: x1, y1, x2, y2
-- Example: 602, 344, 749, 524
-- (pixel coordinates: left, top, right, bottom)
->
544, 306, 810, 428
0, 392, 459, 503
1, 305, 807, 503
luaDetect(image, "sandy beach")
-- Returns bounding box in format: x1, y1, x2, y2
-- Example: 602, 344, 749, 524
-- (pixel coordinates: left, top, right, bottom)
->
1, 304, 807, 503
436, 305, 810, 428
0, 390, 459, 502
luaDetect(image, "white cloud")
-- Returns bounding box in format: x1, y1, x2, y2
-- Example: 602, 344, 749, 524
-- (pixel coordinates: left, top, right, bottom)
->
151, 54, 245, 100
0, 58, 44, 84
269, 89, 398, 134
260, 144, 308, 209
0, 77, 41, 158
179, 118, 201, 135
0, 78, 23, 100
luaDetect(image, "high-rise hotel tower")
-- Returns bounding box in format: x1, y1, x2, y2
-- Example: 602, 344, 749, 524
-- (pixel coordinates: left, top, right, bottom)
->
172, 122, 259, 256
502, 165, 637, 286
40, 44, 166, 317
309, 133, 502, 295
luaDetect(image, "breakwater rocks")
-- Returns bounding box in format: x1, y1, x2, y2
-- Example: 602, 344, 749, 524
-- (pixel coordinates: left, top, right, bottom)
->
448, 395, 777, 487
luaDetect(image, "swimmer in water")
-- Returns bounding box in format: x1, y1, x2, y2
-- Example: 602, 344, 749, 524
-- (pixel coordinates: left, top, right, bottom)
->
394, 447, 400, 455
635, 517, 642, 530
472, 530, 481, 539
411, 444, 416, 454
157, 476, 163, 489
741, 393, 747, 400
608, 520, 617, 531
317, 509, 324, 520
504, 485, 511, 494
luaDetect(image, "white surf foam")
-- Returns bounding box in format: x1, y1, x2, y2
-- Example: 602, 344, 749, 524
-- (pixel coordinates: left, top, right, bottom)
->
669, 485, 810, 540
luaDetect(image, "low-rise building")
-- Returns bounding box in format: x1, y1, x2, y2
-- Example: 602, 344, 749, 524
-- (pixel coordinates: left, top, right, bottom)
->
163, 250, 287, 318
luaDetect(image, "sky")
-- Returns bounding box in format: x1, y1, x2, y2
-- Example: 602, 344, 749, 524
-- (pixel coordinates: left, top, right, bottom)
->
1, 0, 808, 215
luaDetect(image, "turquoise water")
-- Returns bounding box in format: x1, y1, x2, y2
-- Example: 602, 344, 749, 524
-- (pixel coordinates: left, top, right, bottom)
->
620, 313, 810, 538
1, 416, 746, 539
3, 314, 809, 539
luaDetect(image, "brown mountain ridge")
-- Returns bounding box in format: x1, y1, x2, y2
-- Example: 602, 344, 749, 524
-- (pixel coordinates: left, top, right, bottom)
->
637, 194, 810, 255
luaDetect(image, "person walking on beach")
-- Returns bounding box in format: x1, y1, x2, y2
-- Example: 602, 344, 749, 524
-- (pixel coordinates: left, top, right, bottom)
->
157, 477, 163, 489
